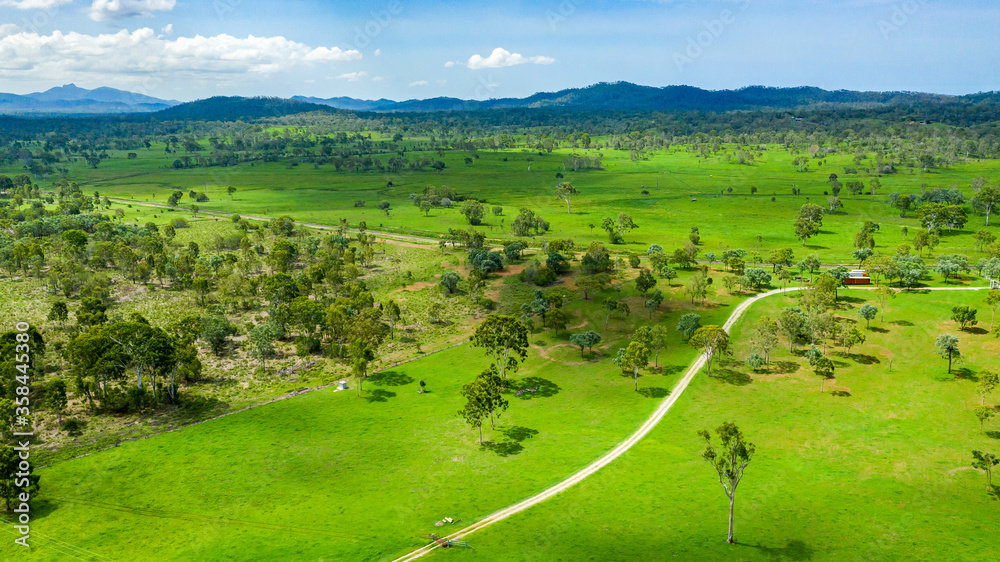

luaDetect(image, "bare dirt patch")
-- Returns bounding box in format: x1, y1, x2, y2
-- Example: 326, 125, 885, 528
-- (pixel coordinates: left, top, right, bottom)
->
532, 343, 603, 365
393, 281, 435, 293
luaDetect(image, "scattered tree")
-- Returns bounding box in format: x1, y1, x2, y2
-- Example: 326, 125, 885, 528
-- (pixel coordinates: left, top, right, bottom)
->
935, 334, 961, 374
859, 304, 878, 329
698, 422, 755, 544
689, 326, 729, 377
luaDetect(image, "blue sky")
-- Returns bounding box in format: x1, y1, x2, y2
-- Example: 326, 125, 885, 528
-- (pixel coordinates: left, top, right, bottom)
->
0, 0, 997, 101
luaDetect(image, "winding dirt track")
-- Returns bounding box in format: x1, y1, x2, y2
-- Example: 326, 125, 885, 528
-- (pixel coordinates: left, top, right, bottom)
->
108, 198, 444, 245
390, 285, 991, 561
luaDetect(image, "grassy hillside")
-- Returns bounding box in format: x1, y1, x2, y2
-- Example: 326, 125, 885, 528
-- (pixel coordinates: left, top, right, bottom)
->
422, 290, 1000, 561
17, 139, 996, 263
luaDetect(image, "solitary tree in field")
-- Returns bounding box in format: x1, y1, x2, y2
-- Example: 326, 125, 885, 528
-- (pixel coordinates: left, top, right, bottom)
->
750, 318, 779, 365
555, 183, 579, 214
698, 422, 755, 544
227, 186, 237, 199
971, 185, 999, 226
613, 341, 649, 391
603, 299, 619, 329
844, 328, 866, 355
794, 217, 820, 246
689, 326, 729, 377
459, 378, 489, 445
875, 285, 896, 321
935, 334, 961, 374
814, 356, 835, 393
971, 450, 999, 492
350, 340, 375, 396
951, 306, 979, 331
463, 367, 508, 430
470, 314, 529, 380
440, 272, 461, 294
978, 371, 999, 405
859, 304, 878, 329
974, 406, 995, 435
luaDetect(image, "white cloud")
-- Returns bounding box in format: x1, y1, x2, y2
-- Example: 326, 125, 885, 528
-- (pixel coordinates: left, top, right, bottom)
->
408, 80, 428, 87
444, 61, 455, 68
464, 47, 555, 70
374, 48, 381, 56
160, 24, 172, 35
0, 28, 362, 81
371, 76, 384, 82
0, 24, 22, 37
336, 71, 368, 81
0, 0, 72, 9
89, 0, 177, 22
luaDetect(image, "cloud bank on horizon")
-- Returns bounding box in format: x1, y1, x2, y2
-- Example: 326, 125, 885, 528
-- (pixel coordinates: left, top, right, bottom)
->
0, 0, 996, 101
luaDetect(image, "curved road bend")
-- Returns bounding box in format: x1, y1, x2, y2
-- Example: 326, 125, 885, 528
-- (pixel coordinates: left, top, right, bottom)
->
390, 284, 990, 561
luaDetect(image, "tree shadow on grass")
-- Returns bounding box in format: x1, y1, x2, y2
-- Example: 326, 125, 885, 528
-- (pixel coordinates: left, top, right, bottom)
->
830, 390, 852, 397
966, 327, 990, 335
953, 368, 978, 382
891, 320, 914, 327
660, 364, 686, 376
504, 426, 539, 442
713, 368, 752, 386
839, 296, 865, 304
368, 370, 415, 386
637, 387, 670, 398
3, 499, 58, 522
481, 440, 523, 457
482, 426, 538, 457
868, 327, 890, 334
364, 389, 396, 403
985, 430, 1000, 440
510, 376, 560, 399
742, 539, 815, 560
850, 354, 881, 365
178, 395, 229, 417
772, 361, 801, 374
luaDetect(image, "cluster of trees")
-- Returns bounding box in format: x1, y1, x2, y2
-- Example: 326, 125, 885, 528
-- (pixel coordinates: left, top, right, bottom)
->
2, 182, 428, 425
459, 315, 530, 444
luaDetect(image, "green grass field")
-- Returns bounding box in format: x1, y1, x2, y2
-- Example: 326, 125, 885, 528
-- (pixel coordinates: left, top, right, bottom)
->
0, 264, 744, 561
421, 289, 1000, 561
4, 135, 1000, 562
11, 140, 999, 263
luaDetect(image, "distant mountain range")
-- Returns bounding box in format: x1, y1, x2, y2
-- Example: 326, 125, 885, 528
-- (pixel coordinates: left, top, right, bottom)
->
292, 83, 961, 113
4, 82, 996, 118
0, 84, 180, 115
